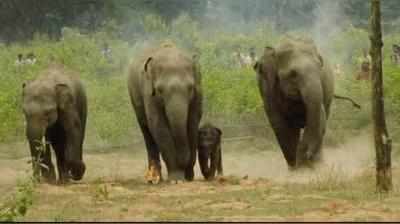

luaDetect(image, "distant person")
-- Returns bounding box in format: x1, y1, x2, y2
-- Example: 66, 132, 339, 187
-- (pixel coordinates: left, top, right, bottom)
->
233, 49, 252, 69
101, 42, 112, 63
25, 52, 37, 65
233, 50, 244, 68
333, 63, 344, 79
356, 48, 371, 81
241, 54, 252, 68
391, 44, 400, 65
249, 47, 257, 65
15, 53, 24, 66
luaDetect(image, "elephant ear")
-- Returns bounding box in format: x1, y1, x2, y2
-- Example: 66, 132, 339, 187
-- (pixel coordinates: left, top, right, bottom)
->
264, 46, 276, 56
143, 57, 155, 96
192, 54, 202, 91
253, 61, 259, 72
215, 127, 222, 137
254, 47, 276, 73
56, 83, 74, 110
144, 57, 153, 72
192, 53, 199, 63
22, 82, 27, 97
317, 54, 324, 67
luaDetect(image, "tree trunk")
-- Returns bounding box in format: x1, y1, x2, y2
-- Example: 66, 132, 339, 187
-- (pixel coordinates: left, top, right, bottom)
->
369, 0, 392, 192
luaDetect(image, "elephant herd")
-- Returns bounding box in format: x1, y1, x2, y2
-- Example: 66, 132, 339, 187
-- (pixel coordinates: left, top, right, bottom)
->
21, 37, 359, 184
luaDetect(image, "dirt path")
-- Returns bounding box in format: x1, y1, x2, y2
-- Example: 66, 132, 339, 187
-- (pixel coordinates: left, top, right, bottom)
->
1, 133, 399, 221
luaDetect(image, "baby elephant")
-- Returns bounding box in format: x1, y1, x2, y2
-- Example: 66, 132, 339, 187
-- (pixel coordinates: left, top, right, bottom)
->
198, 123, 223, 180
22, 63, 87, 184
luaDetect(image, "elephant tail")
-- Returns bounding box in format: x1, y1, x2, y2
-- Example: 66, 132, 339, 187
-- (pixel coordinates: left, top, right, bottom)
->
334, 94, 361, 109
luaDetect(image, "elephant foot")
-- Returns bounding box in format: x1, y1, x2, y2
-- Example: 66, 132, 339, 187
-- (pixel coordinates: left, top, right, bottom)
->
288, 165, 297, 172
169, 180, 184, 185
69, 161, 86, 181
295, 151, 323, 170
295, 159, 317, 170
205, 176, 215, 181
42, 166, 57, 184
57, 176, 70, 185
168, 170, 185, 182
184, 167, 194, 181
145, 163, 162, 184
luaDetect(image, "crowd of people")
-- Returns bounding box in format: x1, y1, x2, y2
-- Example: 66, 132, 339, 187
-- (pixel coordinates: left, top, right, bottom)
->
15, 42, 114, 69
232, 47, 258, 69
14, 52, 37, 66
229, 45, 376, 82
16, 40, 395, 82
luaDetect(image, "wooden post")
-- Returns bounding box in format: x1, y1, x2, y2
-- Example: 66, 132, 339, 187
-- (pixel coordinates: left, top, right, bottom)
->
369, 0, 392, 192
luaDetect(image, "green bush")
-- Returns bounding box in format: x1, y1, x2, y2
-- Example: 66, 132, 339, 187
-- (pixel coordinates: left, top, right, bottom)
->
0, 178, 35, 222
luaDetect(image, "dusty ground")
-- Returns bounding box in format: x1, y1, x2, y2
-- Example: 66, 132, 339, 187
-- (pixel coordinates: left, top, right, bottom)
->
1, 132, 400, 222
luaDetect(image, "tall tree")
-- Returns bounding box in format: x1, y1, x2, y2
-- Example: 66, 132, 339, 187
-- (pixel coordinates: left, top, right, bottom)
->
369, 0, 392, 192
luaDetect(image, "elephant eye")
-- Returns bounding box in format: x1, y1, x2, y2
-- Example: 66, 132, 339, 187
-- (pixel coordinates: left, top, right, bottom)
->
44, 108, 56, 117
156, 86, 164, 95
289, 71, 297, 79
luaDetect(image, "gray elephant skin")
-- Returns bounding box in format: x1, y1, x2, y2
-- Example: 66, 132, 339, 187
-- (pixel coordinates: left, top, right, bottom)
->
22, 63, 87, 183
128, 43, 202, 182
254, 37, 334, 169
198, 123, 223, 180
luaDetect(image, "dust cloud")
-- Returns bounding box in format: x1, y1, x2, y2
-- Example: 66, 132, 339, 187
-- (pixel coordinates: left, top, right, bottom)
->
0, 131, 376, 193
222, 130, 374, 184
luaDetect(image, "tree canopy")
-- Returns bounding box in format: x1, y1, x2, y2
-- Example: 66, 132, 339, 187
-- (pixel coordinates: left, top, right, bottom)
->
1, 0, 400, 43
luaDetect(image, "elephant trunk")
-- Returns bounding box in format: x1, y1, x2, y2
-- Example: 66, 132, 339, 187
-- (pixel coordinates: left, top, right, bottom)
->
26, 121, 46, 151
298, 77, 325, 165
165, 95, 191, 171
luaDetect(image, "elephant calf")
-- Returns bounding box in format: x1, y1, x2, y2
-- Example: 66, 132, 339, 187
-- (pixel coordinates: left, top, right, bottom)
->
22, 63, 87, 184
198, 123, 223, 180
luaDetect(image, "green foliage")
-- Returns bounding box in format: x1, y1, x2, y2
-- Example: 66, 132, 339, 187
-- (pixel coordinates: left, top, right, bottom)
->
0, 178, 35, 222
202, 67, 261, 116
1, 14, 400, 149
329, 25, 369, 69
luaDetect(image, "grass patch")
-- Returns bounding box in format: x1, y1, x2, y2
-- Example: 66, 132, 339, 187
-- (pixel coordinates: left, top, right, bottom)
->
0, 178, 36, 222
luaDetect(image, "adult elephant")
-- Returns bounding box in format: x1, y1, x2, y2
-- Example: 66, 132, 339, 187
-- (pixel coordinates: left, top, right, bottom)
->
22, 63, 87, 183
128, 42, 202, 183
253, 37, 334, 169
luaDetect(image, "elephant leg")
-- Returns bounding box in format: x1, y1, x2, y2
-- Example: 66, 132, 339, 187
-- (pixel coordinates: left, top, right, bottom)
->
51, 141, 69, 184
272, 124, 300, 169
258, 76, 300, 169
132, 103, 162, 183
140, 123, 162, 183
198, 152, 211, 179
48, 125, 69, 184
61, 111, 86, 181
217, 146, 223, 176
207, 150, 218, 180
146, 104, 183, 181
309, 105, 327, 164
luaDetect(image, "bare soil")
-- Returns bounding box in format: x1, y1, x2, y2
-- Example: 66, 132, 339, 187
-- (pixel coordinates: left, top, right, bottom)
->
1, 132, 400, 222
